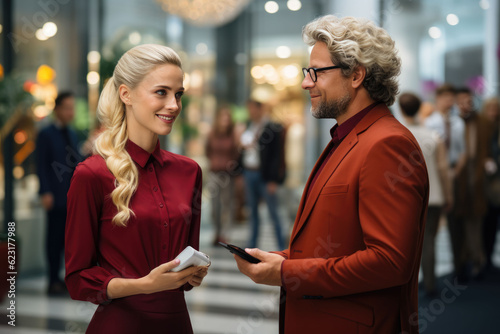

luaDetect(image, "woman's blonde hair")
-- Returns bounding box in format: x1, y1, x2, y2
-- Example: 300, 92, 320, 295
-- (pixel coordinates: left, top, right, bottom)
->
303, 15, 401, 106
94, 44, 182, 226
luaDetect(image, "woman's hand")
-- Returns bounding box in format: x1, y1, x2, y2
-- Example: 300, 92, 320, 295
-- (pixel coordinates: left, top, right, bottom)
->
188, 266, 209, 287
107, 260, 210, 299
140, 259, 201, 294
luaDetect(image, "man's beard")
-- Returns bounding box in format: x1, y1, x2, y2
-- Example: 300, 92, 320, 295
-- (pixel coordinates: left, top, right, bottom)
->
312, 92, 351, 119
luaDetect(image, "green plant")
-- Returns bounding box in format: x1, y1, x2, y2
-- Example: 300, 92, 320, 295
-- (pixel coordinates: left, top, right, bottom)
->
0, 74, 34, 128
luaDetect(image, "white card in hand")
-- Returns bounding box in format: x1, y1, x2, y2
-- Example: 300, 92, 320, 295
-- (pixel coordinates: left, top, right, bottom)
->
170, 246, 210, 272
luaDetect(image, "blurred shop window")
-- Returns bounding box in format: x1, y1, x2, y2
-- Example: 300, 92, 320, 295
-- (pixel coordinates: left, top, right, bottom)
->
0, 71, 35, 183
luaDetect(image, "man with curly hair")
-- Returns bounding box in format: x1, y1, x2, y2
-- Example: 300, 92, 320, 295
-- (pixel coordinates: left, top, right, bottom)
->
234, 15, 429, 334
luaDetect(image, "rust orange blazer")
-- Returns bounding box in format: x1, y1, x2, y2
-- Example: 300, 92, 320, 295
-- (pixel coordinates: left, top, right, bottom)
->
277, 105, 429, 334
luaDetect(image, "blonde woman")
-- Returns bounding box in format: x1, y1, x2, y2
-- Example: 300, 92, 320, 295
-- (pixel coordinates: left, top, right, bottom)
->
65, 44, 207, 333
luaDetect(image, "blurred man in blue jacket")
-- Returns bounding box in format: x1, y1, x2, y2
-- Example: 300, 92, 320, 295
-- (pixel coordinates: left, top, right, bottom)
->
36, 91, 82, 295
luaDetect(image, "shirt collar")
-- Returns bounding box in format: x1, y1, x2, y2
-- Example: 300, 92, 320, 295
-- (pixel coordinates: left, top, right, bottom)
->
126, 139, 164, 168
53, 119, 66, 130
330, 101, 381, 142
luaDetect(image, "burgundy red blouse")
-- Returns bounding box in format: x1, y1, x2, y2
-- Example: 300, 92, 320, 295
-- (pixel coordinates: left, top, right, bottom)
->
65, 140, 202, 304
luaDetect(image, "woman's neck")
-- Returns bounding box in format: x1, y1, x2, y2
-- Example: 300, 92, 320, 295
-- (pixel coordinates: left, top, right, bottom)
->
127, 132, 158, 153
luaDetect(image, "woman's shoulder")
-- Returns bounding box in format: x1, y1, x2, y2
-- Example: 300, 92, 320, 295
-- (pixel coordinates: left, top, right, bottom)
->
74, 155, 112, 180
160, 150, 200, 171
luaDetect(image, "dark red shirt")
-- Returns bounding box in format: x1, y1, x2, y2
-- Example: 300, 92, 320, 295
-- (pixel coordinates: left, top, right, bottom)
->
306, 102, 380, 198
65, 139, 202, 305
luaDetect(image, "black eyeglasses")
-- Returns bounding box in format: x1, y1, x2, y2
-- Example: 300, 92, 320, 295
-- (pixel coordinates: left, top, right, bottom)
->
302, 66, 342, 82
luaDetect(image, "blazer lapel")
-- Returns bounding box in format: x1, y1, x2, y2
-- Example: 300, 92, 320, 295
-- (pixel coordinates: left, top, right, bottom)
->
290, 133, 358, 244
289, 105, 392, 245
295, 141, 333, 218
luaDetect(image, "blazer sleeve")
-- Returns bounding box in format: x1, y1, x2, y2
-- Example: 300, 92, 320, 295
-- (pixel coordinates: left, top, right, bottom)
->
183, 164, 203, 291
65, 163, 117, 304
281, 135, 429, 298
271, 249, 290, 259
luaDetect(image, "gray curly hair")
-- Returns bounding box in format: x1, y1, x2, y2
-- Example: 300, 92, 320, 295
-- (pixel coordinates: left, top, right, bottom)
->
303, 15, 401, 106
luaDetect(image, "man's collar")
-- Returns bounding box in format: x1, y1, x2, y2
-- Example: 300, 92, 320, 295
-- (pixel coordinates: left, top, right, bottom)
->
329, 101, 381, 140
53, 119, 65, 129
126, 139, 164, 168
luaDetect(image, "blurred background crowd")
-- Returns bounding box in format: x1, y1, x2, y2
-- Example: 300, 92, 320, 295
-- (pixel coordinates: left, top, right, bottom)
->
0, 0, 499, 333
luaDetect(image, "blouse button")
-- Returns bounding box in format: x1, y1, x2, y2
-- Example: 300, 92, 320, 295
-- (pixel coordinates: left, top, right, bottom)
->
159, 203, 164, 208
162, 244, 167, 250
153, 186, 158, 192
149, 167, 153, 172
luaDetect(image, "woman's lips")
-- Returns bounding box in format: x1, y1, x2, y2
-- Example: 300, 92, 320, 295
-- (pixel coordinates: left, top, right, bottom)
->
156, 114, 175, 123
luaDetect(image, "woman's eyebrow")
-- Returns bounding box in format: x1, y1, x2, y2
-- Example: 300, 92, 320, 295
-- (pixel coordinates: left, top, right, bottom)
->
153, 85, 184, 91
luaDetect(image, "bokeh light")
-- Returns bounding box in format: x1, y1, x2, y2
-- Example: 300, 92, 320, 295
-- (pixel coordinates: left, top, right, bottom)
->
429, 26, 442, 39
264, 1, 279, 14
42, 22, 58, 38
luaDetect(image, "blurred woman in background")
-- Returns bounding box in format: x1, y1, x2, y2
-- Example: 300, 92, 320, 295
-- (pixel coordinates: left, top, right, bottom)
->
205, 105, 240, 245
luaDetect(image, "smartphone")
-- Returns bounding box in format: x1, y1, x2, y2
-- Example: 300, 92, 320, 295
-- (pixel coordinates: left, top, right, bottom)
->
218, 242, 261, 264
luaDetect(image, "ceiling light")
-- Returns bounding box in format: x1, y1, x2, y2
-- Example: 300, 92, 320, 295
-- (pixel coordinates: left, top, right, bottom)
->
87, 51, 101, 64
157, 0, 251, 27
128, 32, 141, 45
428, 26, 442, 39
42, 22, 57, 38
36, 29, 48, 41
87, 71, 100, 85
196, 43, 208, 55
479, 0, 490, 10
251, 66, 264, 79
446, 14, 459, 26
276, 46, 291, 59
287, 0, 302, 11
281, 65, 299, 79
265, 1, 279, 14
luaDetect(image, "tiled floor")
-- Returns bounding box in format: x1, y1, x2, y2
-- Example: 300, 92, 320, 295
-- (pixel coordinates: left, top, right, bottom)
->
1, 200, 499, 333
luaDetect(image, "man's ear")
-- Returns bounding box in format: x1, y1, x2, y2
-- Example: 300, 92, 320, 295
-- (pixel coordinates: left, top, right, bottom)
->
119, 84, 131, 105
351, 66, 366, 89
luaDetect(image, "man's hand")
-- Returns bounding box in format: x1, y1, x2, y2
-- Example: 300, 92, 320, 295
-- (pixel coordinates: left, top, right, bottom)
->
41, 193, 54, 211
266, 182, 278, 195
234, 248, 285, 286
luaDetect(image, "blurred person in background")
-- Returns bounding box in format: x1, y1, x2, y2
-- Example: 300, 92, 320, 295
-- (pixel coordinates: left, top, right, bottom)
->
416, 101, 436, 124
80, 121, 105, 158
36, 91, 83, 295
399, 92, 452, 297
240, 99, 287, 250
235, 15, 428, 334
205, 105, 240, 245
454, 87, 490, 279
481, 97, 500, 275
424, 84, 468, 282
65, 44, 208, 334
